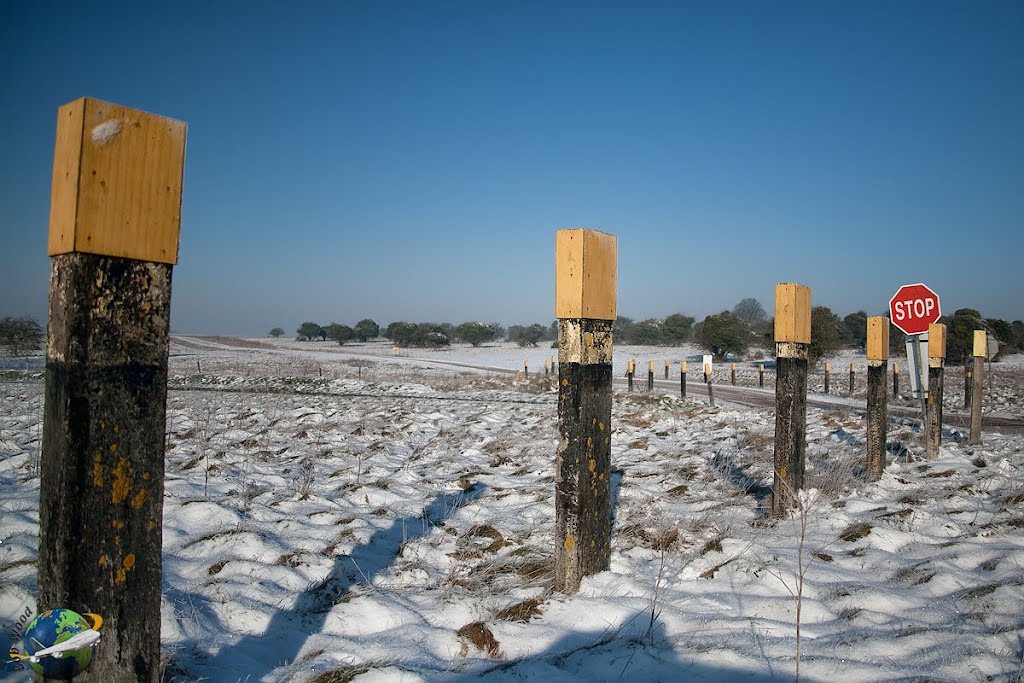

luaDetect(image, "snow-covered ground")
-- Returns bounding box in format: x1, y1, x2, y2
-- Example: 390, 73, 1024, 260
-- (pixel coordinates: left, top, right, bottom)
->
2, 338, 1022, 682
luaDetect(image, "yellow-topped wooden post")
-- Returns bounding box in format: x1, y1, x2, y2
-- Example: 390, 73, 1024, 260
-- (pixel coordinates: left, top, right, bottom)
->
680, 360, 687, 398
40, 97, 186, 682
554, 228, 616, 594
866, 316, 889, 481
647, 360, 654, 391
772, 283, 811, 515
970, 329, 986, 444
926, 323, 946, 458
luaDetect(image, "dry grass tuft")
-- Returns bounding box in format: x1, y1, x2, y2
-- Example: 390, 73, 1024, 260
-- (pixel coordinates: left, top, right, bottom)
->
457, 621, 502, 658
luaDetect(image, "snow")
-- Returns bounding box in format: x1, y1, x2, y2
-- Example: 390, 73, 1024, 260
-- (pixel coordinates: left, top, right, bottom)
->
2, 339, 1023, 682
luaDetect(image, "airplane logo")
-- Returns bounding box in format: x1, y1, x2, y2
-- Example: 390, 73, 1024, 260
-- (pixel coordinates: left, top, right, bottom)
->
7, 613, 103, 664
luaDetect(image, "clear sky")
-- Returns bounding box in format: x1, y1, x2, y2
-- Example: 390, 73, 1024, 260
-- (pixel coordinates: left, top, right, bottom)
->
2, 1, 1022, 335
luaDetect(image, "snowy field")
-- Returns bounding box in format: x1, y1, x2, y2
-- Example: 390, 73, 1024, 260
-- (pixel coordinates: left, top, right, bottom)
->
2, 338, 1023, 682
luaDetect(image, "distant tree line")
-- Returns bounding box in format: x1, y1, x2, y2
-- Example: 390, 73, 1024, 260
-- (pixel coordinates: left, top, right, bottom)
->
268, 302, 1024, 362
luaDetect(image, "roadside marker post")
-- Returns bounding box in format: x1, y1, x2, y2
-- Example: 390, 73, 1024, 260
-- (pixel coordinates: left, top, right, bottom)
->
730, 363, 736, 386
680, 361, 687, 399
866, 317, 889, 481
39, 97, 186, 682
647, 360, 654, 391
824, 362, 830, 395
969, 330, 985, 445
664, 359, 670, 380
758, 363, 764, 388
554, 228, 616, 594
704, 363, 715, 407
926, 324, 946, 459
772, 283, 811, 515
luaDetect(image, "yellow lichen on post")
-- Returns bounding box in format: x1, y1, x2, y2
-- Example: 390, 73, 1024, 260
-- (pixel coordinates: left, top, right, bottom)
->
928, 324, 947, 361
555, 229, 617, 320
866, 316, 889, 361
774, 283, 811, 344
49, 97, 187, 264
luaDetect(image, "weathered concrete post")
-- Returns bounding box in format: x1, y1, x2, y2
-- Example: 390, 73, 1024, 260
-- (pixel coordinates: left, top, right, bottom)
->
849, 363, 856, 395
39, 97, 186, 682
969, 330, 985, 445
772, 283, 811, 515
926, 324, 946, 459
647, 360, 654, 391
823, 362, 830, 394
680, 361, 687, 399
555, 228, 616, 594
866, 317, 889, 481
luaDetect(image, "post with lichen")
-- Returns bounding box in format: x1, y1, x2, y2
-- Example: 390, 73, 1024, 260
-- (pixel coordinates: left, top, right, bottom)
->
772, 283, 811, 515
969, 330, 985, 445
866, 317, 889, 481
926, 324, 946, 459
555, 228, 616, 594
39, 97, 186, 682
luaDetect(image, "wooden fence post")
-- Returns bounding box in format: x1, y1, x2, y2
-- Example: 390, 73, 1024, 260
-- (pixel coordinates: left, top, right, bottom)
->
39, 97, 186, 682
964, 360, 972, 409
524, 360, 528, 377
926, 324, 946, 459
545, 359, 550, 376
664, 359, 670, 380
866, 317, 889, 481
893, 362, 900, 398
627, 359, 634, 392
849, 363, 856, 395
647, 360, 654, 391
759, 363, 764, 388
772, 283, 811, 515
552, 355, 556, 374
704, 363, 715, 407
969, 330, 985, 445
680, 361, 687, 399
824, 362, 830, 394
555, 228, 616, 593
730, 363, 736, 386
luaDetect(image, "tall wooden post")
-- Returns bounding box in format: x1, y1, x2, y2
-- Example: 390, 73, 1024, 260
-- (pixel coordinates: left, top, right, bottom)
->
704, 363, 715, 407
680, 361, 687, 399
730, 363, 736, 386
39, 97, 186, 682
758, 363, 764, 388
969, 330, 985, 445
866, 317, 889, 482
849, 363, 856, 395
772, 283, 811, 515
555, 228, 616, 594
664, 359, 670, 380
964, 361, 972, 409
524, 360, 528, 377
926, 324, 946, 459
545, 359, 550, 376
647, 360, 654, 391
627, 360, 634, 392
893, 362, 900, 398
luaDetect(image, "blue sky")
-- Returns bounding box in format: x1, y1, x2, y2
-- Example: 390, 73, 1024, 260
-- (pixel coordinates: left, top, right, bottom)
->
2, 1, 1021, 335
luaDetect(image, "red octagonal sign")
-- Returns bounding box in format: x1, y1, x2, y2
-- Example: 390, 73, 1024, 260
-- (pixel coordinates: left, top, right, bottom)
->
889, 283, 941, 336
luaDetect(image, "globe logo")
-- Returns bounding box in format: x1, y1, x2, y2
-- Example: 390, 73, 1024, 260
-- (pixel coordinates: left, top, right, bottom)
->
11, 608, 103, 680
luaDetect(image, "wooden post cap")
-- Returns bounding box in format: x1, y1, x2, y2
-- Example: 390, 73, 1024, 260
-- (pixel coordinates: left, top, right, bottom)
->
894, 363, 899, 373
555, 229, 617, 320
850, 363, 856, 372
703, 363, 711, 375
49, 97, 187, 264
681, 361, 687, 372
928, 324, 947, 359
973, 330, 987, 357
648, 360, 654, 371
866, 316, 889, 361
774, 283, 811, 343
825, 362, 830, 371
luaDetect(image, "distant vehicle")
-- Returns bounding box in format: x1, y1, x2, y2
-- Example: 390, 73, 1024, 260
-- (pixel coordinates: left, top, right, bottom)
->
750, 360, 776, 369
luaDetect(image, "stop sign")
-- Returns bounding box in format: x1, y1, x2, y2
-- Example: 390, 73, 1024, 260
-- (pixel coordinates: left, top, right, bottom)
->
889, 283, 941, 335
